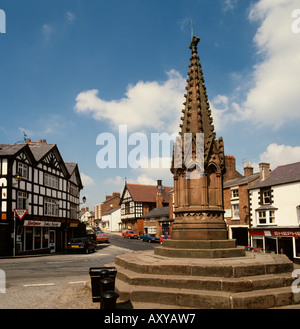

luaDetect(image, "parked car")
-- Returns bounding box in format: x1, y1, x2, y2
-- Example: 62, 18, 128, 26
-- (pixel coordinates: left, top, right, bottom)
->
122, 230, 139, 239
96, 232, 109, 243
159, 235, 171, 244
67, 237, 96, 254
245, 246, 265, 253
139, 234, 160, 243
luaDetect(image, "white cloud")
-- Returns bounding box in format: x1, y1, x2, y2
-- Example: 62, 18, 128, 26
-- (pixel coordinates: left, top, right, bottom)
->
223, 0, 238, 12
74, 70, 185, 133
233, 0, 300, 129
259, 143, 300, 169
66, 11, 75, 24
41, 23, 53, 41
104, 175, 124, 186
128, 174, 157, 186
81, 173, 95, 186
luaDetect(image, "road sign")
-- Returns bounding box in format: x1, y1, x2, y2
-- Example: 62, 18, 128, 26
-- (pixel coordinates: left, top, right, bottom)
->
14, 209, 28, 220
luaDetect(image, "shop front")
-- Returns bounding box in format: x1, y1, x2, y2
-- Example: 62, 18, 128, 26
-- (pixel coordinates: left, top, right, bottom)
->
16, 219, 62, 255
249, 228, 300, 261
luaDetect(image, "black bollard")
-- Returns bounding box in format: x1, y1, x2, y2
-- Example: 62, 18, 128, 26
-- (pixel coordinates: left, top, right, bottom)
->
101, 291, 119, 309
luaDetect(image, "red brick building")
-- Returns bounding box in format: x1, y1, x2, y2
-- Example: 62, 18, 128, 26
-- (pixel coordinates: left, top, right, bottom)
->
223, 160, 269, 246
120, 180, 172, 235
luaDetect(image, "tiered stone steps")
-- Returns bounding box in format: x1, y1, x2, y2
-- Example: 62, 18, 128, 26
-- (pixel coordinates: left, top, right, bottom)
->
109, 250, 300, 309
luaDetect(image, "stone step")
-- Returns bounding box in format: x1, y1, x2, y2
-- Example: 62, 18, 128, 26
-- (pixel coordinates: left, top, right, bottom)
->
116, 265, 294, 293
115, 278, 300, 309
114, 251, 293, 278
154, 245, 245, 258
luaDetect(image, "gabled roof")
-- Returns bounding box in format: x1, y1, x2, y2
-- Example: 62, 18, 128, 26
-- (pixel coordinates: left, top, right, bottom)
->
28, 144, 55, 161
251, 162, 300, 189
65, 162, 83, 190
123, 183, 172, 203
0, 142, 83, 189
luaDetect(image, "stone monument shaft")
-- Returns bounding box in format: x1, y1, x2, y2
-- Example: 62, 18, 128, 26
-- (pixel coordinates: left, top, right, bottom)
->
171, 36, 227, 241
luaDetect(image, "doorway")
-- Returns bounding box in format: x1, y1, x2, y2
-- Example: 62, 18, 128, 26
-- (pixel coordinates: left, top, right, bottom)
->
278, 237, 293, 260
49, 230, 56, 253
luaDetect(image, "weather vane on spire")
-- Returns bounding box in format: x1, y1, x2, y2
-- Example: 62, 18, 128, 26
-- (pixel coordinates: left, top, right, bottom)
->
189, 19, 193, 41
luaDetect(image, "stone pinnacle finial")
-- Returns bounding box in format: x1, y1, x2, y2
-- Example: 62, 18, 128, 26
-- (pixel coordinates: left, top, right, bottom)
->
189, 36, 200, 53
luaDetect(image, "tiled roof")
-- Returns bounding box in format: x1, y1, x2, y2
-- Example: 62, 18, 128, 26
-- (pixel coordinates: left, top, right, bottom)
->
102, 207, 120, 216
28, 144, 55, 161
144, 206, 169, 218
126, 183, 172, 203
0, 144, 27, 156
251, 162, 300, 189
223, 173, 260, 188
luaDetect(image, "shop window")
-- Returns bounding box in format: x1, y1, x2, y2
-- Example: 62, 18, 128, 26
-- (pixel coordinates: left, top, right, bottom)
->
252, 237, 264, 249
42, 228, 49, 249
265, 237, 276, 254
34, 227, 41, 249
25, 227, 33, 251
295, 238, 300, 258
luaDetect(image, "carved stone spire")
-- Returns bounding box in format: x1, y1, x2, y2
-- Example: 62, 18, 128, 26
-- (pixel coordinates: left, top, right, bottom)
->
180, 36, 214, 137
169, 36, 228, 242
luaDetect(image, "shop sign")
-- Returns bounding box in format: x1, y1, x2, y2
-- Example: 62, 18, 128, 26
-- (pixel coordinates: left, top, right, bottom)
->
24, 220, 61, 227
249, 229, 300, 237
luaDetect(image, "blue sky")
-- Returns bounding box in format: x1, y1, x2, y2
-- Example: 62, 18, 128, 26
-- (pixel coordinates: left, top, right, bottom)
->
1, 0, 300, 209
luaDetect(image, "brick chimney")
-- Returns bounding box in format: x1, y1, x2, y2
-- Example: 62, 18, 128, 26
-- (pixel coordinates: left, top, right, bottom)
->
244, 162, 254, 176
224, 155, 242, 181
26, 139, 47, 145
156, 192, 164, 208
259, 163, 271, 180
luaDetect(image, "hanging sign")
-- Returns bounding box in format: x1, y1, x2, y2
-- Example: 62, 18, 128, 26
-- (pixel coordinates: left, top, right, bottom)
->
14, 209, 28, 220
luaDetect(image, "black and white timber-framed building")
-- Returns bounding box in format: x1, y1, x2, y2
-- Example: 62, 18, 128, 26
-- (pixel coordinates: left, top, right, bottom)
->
0, 139, 83, 256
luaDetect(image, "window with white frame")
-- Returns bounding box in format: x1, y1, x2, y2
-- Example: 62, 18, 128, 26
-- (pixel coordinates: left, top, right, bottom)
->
17, 191, 28, 209
263, 190, 271, 204
258, 211, 266, 224
44, 173, 59, 189
232, 204, 239, 219
70, 203, 77, 219
232, 188, 239, 198
18, 162, 29, 179
257, 210, 276, 225
44, 197, 58, 216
